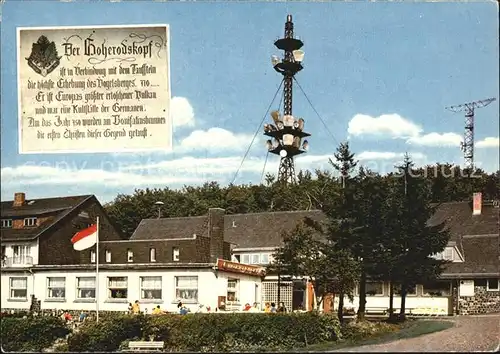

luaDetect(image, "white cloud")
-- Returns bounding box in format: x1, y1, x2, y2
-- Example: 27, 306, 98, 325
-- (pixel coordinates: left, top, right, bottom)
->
357, 151, 399, 160
476, 137, 500, 148
406, 132, 462, 147
111, 127, 256, 157
171, 96, 195, 127
179, 128, 255, 152
357, 151, 426, 161
0, 154, 334, 192
0, 165, 204, 187
348, 114, 422, 139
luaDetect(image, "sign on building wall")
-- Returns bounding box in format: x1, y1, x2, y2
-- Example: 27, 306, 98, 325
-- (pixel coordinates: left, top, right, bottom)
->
17, 25, 171, 154
216, 259, 266, 277
459, 280, 474, 297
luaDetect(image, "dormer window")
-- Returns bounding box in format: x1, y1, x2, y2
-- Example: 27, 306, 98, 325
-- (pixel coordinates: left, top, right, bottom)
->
1, 219, 12, 228
432, 246, 463, 262
172, 247, 180, 262
127, 249, 133, 263
90, 250, 96, 263
23, 217, 37, 227
105, 250, 111, 263
150, 248, 156, 262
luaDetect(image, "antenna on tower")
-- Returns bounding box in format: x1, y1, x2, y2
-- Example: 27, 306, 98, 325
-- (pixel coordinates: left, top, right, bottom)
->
264, 15, 311, 184
445, 97, 496, 171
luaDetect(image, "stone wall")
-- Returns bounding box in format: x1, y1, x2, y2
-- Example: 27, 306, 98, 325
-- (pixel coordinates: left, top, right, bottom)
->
458, 286, 500, 315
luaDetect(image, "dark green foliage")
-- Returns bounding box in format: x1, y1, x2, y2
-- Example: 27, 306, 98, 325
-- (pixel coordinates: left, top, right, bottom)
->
67, 314, 145, 352
68, 313, 340, 352
0, 316, 70, 352
105, 165, 499, 239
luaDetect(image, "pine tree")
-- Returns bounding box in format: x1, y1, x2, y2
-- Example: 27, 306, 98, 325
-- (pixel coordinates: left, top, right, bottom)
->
391, 154, 451, 320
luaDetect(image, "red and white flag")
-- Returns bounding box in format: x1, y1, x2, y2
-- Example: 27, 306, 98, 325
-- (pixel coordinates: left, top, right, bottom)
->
71, 224, 98, 251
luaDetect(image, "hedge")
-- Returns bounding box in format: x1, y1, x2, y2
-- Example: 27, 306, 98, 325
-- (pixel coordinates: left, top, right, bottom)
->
67, 312, 341, 352
67, 314, 144, 352
0, 316, 70, 352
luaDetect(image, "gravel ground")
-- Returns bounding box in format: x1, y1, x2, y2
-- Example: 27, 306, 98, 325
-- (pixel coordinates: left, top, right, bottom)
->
331, 314, 500, 352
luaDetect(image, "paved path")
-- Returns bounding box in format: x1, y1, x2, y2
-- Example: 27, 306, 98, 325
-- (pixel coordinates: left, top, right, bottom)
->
331, 315, 500, 352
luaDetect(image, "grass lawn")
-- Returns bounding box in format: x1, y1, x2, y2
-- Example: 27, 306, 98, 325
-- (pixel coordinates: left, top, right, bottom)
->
299, 319, 455, 352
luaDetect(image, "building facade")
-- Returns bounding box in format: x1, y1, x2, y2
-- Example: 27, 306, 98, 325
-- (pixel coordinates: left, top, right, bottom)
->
2, 192, 498, 315
1, 194, 263, 313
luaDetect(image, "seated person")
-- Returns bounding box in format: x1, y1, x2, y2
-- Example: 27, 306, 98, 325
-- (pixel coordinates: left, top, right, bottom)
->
152, 305, 163, 315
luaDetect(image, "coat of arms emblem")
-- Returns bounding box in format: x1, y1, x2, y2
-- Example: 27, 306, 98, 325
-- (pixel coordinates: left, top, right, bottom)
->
25, 35, 61, 77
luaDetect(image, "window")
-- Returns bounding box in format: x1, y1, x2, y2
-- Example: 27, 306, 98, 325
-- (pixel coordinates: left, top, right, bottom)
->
227, 279, 239, 303
250, 254, 260, 264
172, 247, 180, 262
366, 282, 384, 296
77, 277, 96, 299
432, 247, 456, 261
474, 279, 487, 287
487, 279, 499, 291
150, 248, 156, 262
105, 250, 111, 262
12, 245, 31, 264
1, 219, 12, 228
422, 281, 451, 297
23, 217, 37, 227
90, 250, 96, 263
241, 254, 250, 264
9, 277, 27, 299
175, 276, 198, 302
393, 283, 417, 296
127, 249, 133, 262
107, 277, 128, 299
140, 276, 162, 300
261, 253, 270, 264
47, 277, 66, 299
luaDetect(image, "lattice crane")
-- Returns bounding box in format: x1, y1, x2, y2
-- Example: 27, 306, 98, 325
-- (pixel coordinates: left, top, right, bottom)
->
445, 97, 496, 170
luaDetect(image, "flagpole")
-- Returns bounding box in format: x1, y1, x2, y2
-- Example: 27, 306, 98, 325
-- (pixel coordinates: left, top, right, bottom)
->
96, 217, 100, 323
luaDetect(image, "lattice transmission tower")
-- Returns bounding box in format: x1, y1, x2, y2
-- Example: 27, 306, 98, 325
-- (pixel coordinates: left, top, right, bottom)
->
445, 97, 496, 170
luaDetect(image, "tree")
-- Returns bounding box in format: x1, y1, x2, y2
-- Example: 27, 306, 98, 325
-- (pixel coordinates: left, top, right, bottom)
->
325, 142, 359, 318
390, 154, 451, 320
349, 167, 391, 320
269, 219, 360, 322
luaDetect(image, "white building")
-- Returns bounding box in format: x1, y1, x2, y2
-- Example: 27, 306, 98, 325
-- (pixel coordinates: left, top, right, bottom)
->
1, 193, 263, 314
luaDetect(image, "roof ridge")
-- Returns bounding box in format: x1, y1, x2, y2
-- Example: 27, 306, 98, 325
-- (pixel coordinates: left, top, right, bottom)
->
226, 209, 322, 218
1, 194, 94, 204
141, 215, 207, 221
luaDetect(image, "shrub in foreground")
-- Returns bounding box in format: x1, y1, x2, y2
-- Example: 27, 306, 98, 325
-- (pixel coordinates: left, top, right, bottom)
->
67, 314, 145, 352
0, 316, 70, 352
340, 319, 398, 341
69, 312, 340, 352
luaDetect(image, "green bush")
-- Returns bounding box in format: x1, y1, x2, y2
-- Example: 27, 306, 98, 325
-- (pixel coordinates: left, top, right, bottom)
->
69, 312, 340, 352
340, 319, 397, 341
0, 316, 70, 352
67, 314, 145, 352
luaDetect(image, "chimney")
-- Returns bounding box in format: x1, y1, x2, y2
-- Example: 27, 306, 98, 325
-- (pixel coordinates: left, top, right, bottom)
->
472, 192, 482, 216
13, 193, 26, 207
208, 208, 225, 262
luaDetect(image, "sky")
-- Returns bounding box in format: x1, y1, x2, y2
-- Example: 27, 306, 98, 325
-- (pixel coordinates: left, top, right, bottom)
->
1, 0, 499, 203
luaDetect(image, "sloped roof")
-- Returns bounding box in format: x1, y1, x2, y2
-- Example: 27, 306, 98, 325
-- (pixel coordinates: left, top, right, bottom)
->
428, 202, 498, 238
126, 202, 498, 275
129, 216, 209, 240
443, 235, 499, 275
224, 210, 325, 249
0, 195, 92, 241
